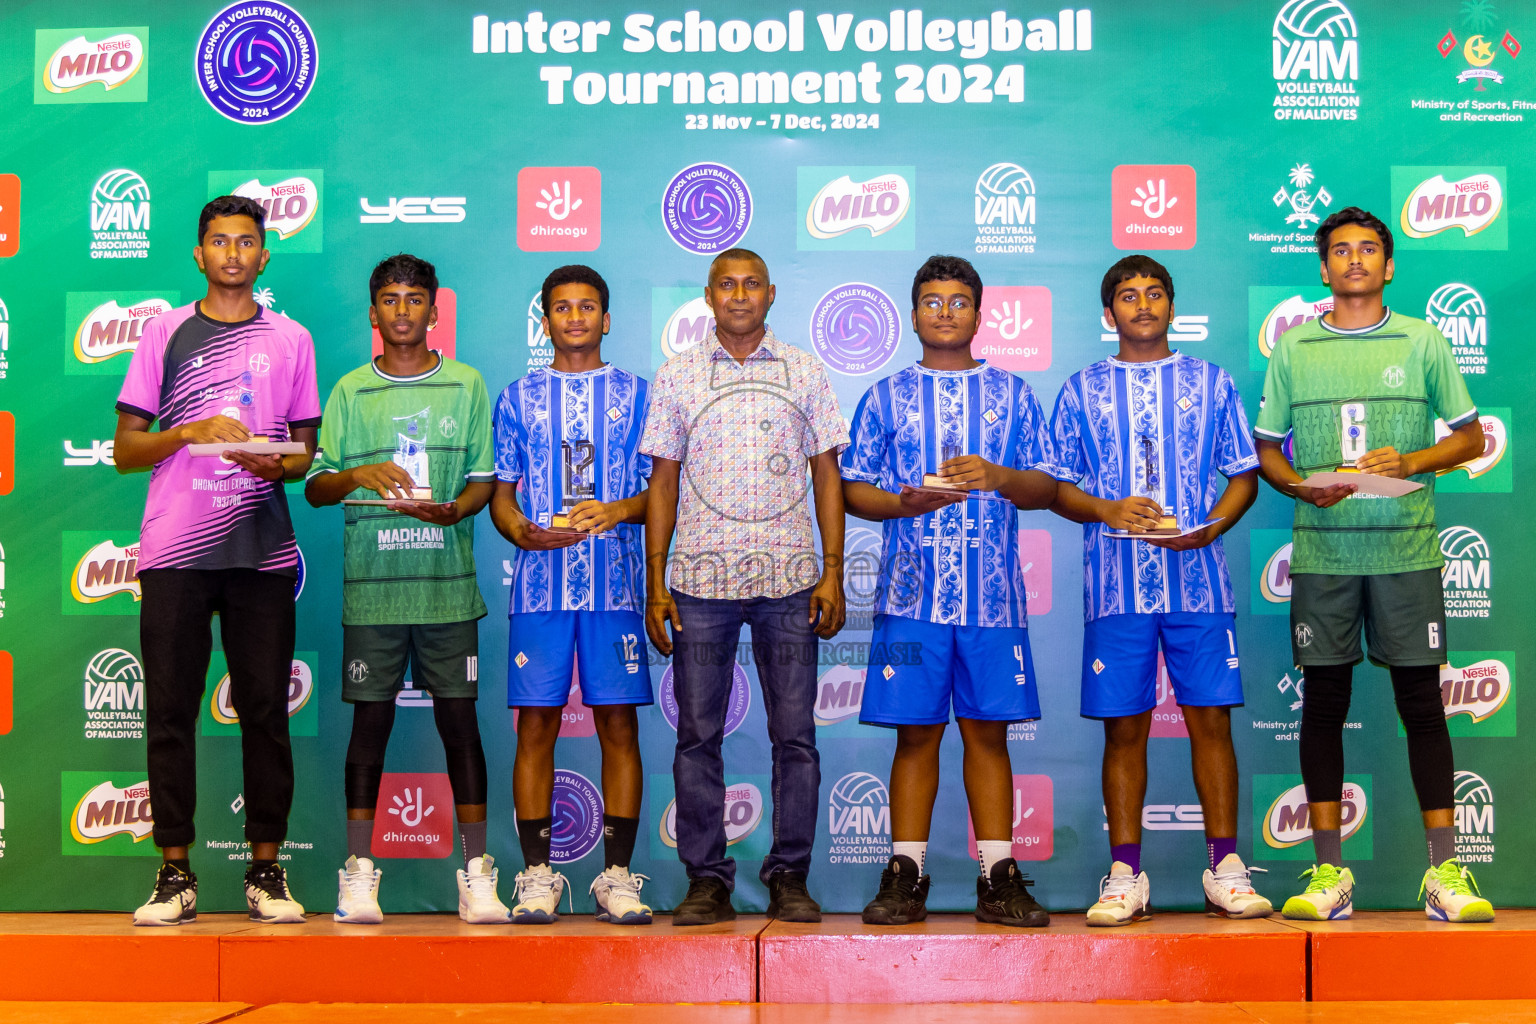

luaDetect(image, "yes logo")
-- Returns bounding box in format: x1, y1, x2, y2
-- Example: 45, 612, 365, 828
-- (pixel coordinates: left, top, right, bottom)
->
975, 286, 1051, 371
517, 166, 601, 251
35, 29, 148, 103
1112, 165, 1196, 250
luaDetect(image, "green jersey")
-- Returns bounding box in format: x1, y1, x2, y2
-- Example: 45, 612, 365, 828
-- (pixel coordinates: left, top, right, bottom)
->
1254, 309, 1477, 576
309, 356, 495, 625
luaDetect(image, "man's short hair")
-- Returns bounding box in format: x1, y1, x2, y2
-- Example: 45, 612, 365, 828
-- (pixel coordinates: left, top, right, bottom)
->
1316, 206, 1394, 260
707, 247, 769, 285
541, 264, 610, 316
198, 195, 266, 248
1100, 255, 1174, 308
369, 253, 438, 306
910, 254, 983, 310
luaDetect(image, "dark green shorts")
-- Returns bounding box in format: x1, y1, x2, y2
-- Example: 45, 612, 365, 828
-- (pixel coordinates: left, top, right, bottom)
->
1289, 568, 1447, 667
342, 620, 480, 702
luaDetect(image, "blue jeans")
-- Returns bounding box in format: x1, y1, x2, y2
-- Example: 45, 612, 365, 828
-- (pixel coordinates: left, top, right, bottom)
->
671, 587, 820, 889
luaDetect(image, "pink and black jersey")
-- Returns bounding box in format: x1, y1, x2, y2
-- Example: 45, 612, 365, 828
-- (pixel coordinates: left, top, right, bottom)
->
116, 302, 322, 574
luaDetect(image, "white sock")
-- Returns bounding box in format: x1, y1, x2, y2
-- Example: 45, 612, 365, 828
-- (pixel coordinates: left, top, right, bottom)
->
976, 840, 1013, 877
892, 841, 928, 874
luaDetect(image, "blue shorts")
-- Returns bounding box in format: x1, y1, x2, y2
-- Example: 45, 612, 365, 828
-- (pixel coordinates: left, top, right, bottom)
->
1080, 612, 1243, 719
860, 614, 1041, 726
506, 610, 653, 708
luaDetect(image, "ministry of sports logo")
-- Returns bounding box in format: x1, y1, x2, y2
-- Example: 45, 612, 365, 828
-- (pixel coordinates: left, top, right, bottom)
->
36, 29, 148, 103
809, 283, 901, 377
83, 648, 144, 741
1271, 0, 1361, 121
1253, 162, 1334, 252
1393, 167, 1508, 250
1440, 525, 1492, 619
197, 2, 317, 125
1438, 4, 1522, 91
662, 162, 752, 254
827, 771, 891, 865
550, 769, 604, 863
974, 162, 1036, 255
1428, 282, 1490, 374
798, 167, 913, 251
90, 169, 150, 260
1454, 770, 1495, 863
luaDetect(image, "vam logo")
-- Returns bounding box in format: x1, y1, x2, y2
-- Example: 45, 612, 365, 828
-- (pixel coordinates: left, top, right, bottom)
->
525, 290, 553, 367
72, 296, 173, 367
1272, 0, 1360, 121
1439, 525, 1491, 619
973, 162, 1036, 255
827, 771, 891, 866
89, 169, 150, 260
1426, 282, 1489, 375
83, 648, 144, 741
1453, 770, 1494, 863
37, 30, 147, 102
815, 665, 865, 726
1261, 777, 1369, 857
1392, 167, 1507, 250
798, 167, 914, 250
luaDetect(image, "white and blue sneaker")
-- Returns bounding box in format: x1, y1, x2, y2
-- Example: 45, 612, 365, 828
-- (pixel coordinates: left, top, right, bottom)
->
334, 856, 383, 924
457, 855, 512, 924
1281, 864, 1354, 921
590, 866, 653, 925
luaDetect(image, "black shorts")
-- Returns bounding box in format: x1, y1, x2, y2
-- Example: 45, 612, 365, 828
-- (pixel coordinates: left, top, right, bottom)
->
1289, 568, 1447, 667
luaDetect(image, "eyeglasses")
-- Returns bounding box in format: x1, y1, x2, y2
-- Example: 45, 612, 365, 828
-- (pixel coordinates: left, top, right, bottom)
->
918, 297, 976, 318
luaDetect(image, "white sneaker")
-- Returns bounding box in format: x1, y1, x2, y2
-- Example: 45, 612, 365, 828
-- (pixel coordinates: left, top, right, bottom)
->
1086, 861, 1151, 927
244, 862, 305, 924
133, 864, 197, 926
1421, 859, 1495, 923
1203, 853, 1273, 919
334, 856, 383, 924
457, 855, 513, 924
1281, 864, 1354, 921
590, 866, 653, 925
511, 862, 568, 924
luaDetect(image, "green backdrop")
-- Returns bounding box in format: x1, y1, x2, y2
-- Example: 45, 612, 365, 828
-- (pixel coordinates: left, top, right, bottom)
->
0, 0, 1530, 914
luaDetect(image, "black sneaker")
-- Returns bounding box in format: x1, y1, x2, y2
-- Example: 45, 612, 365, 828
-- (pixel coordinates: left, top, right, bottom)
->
133, 863, 198, 926
672, 875, 736, 926
244, 862, 306, 923
766, 870, 822, 923
975, 858, 1049, 927
862, 855, 930, 925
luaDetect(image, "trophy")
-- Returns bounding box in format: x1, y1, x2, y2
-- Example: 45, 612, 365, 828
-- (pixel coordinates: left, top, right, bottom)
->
1138, 435, 1180, 534
550, 439, 596, 531
392, 434, 434, 501
922, 441, 968, 491
1336, 398, 1368, 473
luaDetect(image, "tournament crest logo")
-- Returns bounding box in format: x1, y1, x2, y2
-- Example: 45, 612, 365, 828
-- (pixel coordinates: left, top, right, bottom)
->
197, 2, 318, 125
662, 162, 752, 254
659, 663, 750, 735
37, 30, 148, 102
549, 769, 604, 863
809, 283, 901, 377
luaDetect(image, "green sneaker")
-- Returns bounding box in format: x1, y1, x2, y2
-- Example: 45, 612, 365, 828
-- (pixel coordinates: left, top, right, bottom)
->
1280, 863, 1354, 921
1420, 859, 1494, 923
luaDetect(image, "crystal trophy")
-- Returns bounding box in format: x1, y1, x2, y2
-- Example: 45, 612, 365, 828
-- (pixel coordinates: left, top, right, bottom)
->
392, 434, 434, 501
1138, 435, 1179, 534
550, 439, 596, 531
1336, 397, 1368, 473
922, 441, 967, 491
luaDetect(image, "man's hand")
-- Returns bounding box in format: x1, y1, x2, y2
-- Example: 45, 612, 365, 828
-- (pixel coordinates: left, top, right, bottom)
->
1145, 524, 1215, 551
645, 588, 682, 656
1356, 446, 1411, 479
225, 451, 285, 481
1098, 496, 1164, 532
350, 461, 420, 500
506, 515, 586, 551
179, 415, 249, 446
565, 498, 624, 534
897, 485, 967, 517
1292, 481, 1356, 508
389, 500, 461, 525
809, 571, 845, 639
937, 454, 1007, 492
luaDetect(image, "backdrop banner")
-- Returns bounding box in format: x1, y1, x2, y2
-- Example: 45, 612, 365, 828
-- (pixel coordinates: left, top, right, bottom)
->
0, 0, 1529, 914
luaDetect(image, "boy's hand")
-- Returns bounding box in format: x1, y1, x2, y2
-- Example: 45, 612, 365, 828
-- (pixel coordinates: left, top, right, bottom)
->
937, 454, 1006, 492
565, 498, 623, 534
897, 485, 967, 517
225, 451, 285, 481
506, 515, 586, 551
351, 461, 420, 500
179, 415, 250, 446
1098, 496, 1164, 532
389, 500, 460, 525
646, 588, 682, 656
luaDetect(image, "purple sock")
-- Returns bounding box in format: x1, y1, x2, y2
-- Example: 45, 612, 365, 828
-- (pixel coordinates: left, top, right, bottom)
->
1207, 835, 1237, 870
1110, 843, 1141, 874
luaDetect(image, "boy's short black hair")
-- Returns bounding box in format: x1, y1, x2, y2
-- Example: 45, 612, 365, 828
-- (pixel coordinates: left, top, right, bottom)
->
542, 264, 610, 316
198, 195, 266, 248
1100, 255, 1174, 308
369, 253, 438, 306
911, 254, 983, 310
1316, 206, 1394, 260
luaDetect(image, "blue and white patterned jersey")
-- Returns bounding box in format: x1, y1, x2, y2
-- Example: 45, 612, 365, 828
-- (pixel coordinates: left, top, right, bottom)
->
841, 362, 1054, 628
1047, 352, 1258, 622
494, 365, 651, 613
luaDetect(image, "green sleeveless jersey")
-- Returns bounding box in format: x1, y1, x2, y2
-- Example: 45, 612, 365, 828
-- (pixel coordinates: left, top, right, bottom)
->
1254, 310, 1476, 576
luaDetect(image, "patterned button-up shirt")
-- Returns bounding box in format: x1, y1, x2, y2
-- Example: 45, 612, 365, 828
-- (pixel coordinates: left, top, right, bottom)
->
640, 327, 850, 600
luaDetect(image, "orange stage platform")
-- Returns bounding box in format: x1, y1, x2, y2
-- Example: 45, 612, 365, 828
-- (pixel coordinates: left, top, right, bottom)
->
1, 911, 1534, 1006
